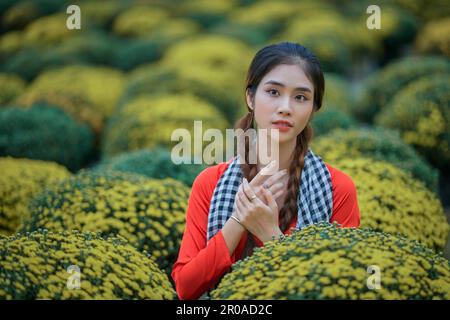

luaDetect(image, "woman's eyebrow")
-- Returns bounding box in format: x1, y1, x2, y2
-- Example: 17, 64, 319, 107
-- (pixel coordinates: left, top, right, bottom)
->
264, 80, 312, 93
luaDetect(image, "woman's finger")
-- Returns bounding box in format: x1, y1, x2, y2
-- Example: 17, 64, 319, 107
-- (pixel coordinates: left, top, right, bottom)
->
251, 160, 277, 186
236, 188, 249, 210
242, 178, 257, 202
236, 196, 245, 215
262, 188, 278, 213
272, 189, 284, 200
261, 170, 287, 189
268, 181, 284, 195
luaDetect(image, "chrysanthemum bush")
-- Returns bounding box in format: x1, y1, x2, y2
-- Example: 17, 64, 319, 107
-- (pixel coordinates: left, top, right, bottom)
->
112, 5, 169, 38
14, 91, 104, 138
210, 223, 450, 300
19, 171, 189, 274
351, 4, 418, 51
102, 93, 229, 159
0, 30, 22, 63
0, 104, 95, 172
330, 157, 449, 251
78, 0, 130, 29
311, 107, 357, 137
2, 1, 42, 30
0, 73, 26, 106
209, 21, 268, 47
0, 0, 63, 24
274, 5, 395, 73
111, 38, 165, 72
311, 127, 439, 192
391, 0, 450, 23
375, 74, 450, 171
143, 18, 201, 44
160, 35, 253, 122
175, 0, 235, 28
357, 56, 450, 123
124, 62, 243, 124
21, 13, 74, 47
0, 230, 175, 299
274, 11, 353, 74
18, 65, 125, 118
54, 31, 118, 66
0, 13, 86, 80
0, 157, 70, 235
95, 147, 206, 187
322, 73, 354, 115
122, 63, 180, 105
415, 17, 450, 57
0, 46, 85, 81
226, 0, 299, 39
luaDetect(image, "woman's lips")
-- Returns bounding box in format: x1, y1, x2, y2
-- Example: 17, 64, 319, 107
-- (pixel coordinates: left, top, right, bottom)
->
272, 123, 292, 132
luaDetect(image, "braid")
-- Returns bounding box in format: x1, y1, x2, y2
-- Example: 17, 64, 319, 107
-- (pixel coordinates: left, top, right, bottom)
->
278, 125, 313, 233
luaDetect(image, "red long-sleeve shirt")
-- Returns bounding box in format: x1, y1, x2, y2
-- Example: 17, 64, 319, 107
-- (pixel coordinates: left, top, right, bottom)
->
171, 160, 361, 300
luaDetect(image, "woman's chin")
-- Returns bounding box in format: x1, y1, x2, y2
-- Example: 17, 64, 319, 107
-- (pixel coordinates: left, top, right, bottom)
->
269, 132, 293, 144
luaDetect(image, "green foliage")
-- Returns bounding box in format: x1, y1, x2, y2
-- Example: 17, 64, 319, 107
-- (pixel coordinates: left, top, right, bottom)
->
112, 5, 170, 37
0, 73, 26, 105
416, 17, 450, 58
358, 56, 450, 123
95, 147, 206, 187
375, 74, 450, 170
311, 107, 358, 137
0, 104, 95, 172
323, 73, 355, 115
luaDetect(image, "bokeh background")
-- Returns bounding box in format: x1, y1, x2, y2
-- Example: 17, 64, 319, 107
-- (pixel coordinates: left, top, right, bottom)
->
0, 0, 449, 299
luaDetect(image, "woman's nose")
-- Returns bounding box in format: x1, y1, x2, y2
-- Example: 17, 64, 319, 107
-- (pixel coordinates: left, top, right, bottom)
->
276, 102, 292, 115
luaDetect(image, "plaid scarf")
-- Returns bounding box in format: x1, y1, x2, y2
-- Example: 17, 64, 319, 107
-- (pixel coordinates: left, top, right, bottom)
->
206, 148, 333, 242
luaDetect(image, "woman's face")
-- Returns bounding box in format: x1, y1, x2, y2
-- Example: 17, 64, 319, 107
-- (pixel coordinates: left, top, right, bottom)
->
246, 63, 315, 145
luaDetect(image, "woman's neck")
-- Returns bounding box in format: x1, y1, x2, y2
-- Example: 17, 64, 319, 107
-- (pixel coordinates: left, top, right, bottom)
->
256, 138, 296, 172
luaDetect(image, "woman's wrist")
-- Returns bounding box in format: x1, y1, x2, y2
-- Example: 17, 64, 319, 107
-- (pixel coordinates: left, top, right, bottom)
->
222, 214, 247, 256
229, 214, 246, 232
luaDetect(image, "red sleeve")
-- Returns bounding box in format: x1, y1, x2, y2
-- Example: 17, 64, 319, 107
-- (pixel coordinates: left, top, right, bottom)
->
327, 164, 361, 228
171, 163, 233, 300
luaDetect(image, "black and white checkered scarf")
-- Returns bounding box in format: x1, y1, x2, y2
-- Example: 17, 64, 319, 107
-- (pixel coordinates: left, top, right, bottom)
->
206, 148, 333, 242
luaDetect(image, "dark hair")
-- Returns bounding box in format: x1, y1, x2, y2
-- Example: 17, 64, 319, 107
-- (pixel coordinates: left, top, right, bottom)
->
234, 41, 325, 258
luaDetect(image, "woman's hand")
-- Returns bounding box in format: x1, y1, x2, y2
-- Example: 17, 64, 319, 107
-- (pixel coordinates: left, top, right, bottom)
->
247, 161, 288, 203
234, 177, 284, 243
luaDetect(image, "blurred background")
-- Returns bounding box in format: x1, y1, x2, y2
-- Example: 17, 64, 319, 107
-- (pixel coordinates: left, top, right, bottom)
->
0, 0, 449, 294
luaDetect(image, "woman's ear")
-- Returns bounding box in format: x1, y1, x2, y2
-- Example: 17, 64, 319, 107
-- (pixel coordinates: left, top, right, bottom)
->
246, 88, 254, 111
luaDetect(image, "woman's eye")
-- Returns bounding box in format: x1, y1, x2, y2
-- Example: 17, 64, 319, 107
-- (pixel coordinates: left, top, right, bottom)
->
267, 89, 307, 102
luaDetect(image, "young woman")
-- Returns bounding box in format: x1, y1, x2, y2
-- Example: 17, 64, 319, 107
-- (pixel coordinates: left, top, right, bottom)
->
171, 42, 361, 300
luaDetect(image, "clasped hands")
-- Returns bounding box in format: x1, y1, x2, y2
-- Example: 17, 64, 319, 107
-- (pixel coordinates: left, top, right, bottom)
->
232, 161, 287, 243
